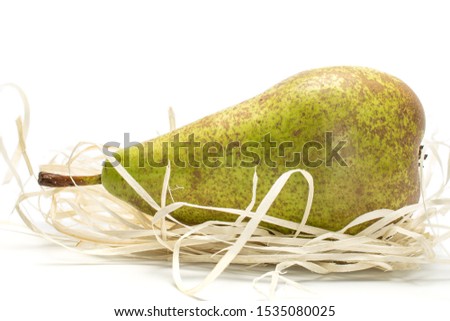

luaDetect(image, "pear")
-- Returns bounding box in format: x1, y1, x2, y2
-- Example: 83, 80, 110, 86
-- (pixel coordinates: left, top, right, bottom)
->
39, 66, 425, 234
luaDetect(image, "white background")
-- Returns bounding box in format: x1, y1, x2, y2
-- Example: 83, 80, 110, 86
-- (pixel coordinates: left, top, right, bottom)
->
1, 0, 450, 320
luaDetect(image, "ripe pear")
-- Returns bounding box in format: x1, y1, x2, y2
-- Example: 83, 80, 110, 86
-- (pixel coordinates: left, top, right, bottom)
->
39, 66, 425, 234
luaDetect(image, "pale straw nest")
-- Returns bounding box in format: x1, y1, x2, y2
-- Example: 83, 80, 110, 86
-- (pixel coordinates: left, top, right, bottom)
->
1, 84, 449, 298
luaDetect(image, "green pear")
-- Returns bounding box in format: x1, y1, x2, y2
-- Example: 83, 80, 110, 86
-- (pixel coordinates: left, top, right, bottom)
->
39, 66, 425, 234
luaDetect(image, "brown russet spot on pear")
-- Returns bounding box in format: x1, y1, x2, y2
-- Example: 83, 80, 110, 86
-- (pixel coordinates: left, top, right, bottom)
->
39, 66, 426, 234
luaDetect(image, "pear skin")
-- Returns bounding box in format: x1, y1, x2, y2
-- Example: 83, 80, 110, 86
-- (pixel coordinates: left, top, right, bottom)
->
89, 67, 425, 233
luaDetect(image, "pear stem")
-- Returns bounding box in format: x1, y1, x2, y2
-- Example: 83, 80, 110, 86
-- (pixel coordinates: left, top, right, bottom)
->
38, 171, 102, 187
